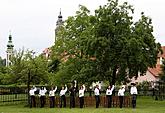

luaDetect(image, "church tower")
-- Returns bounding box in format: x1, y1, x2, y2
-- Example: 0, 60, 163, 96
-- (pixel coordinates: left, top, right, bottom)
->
55, 9, 64, 42
6, 33, 14, 66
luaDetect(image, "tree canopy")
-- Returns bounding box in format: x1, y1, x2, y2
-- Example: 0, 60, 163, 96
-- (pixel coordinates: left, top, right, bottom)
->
52, 0, 161, 85
0, 0, 162, 86
1, 49, 50, 85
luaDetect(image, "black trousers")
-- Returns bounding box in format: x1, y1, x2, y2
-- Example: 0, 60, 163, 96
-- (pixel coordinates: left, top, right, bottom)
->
70, 95, 75, 108
49, 96, 55, 108
79, 97, 84, 108
132, 94, 137, 108
60, 95, 66, 108
40, 96, 46, 108
119, 96, 124, 108
95, 95, 100, 108
30, 96, 36, 108
106, 95, 112, 108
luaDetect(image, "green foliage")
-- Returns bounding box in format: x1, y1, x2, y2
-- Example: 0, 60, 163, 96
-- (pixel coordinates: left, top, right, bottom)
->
53, 58, 98, 85
48, 58, 60, 73
0, 57, 7, 84
137, 81, 152, 90
2, 49, 49, 85
0, 66, 9, 84
0, 56, 6, 66
51, 0, 161, 85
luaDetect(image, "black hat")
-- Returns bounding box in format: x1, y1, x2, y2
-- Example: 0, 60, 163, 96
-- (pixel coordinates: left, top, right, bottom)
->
131, 83, 136, 86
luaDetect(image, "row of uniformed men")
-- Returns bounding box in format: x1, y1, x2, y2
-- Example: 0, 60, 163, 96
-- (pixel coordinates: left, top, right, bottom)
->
29, 83, 137, 108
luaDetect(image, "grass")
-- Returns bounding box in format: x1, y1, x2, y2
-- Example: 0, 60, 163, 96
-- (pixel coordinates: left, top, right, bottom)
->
0, 96, 165, 113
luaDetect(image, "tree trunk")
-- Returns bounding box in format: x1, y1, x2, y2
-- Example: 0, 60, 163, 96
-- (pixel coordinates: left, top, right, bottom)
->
27, 69, 30, 106
112, 66, 117, 96
112, 66, 117, 85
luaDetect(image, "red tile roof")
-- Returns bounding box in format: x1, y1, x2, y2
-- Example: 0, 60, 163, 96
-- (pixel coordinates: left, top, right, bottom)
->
148, 46, 165, 77
148, 65, 162, 77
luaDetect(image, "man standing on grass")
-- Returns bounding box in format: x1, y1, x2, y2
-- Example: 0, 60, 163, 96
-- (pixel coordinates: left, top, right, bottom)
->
60, 84, 67, 108
106, 84, 115, 108
49, 86, 57, 108
130, 83, 138, 108
79, 84, 85, 108
69, 81, 77, 108
118, 85, 125, 108
39, 87, 47, 108
29, 86, 37, 108
94, 85, 100, 108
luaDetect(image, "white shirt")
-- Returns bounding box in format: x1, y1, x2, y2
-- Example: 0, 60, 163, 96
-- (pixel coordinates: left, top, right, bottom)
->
29, 87, 37, 96
106, 85, 115, 95
118, 88, 125, 96
39, 87, 47, 96
60, 87, 67, 96
130, 86, 138, 95
49, 86, 57, 96
94, 88, 100, 96
79, 85, 85, 97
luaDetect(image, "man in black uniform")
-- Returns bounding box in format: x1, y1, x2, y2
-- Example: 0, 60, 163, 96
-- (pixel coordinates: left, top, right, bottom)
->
69, 81, 77, 108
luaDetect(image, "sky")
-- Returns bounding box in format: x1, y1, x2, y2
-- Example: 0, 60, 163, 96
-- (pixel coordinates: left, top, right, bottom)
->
0, 0, 165, 58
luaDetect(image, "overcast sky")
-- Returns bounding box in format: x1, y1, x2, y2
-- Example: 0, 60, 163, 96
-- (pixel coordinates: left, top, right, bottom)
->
0, 0, 165, 58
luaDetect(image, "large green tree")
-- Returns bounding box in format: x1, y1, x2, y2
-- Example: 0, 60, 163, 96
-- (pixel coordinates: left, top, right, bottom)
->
0, 57, 8, 84
3, 50, 49, 85
52, 0, 161, 85
0, 63, 8, 84
0, 56, 6, 66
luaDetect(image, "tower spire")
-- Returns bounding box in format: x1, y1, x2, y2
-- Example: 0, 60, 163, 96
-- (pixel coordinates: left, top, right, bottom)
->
55, 9, 64, 42
6, 32, 14, 66
9, 30, 12, 41
56, 8, 63, 26
59, 8, 61, 16
9, 30, 11, 35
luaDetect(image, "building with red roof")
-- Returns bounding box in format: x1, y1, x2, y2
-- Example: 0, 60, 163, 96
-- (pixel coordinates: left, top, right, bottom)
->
131, 46, 165, 83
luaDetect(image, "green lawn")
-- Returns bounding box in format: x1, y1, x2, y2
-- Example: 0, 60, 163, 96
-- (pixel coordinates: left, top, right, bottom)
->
0, 97, 165, 113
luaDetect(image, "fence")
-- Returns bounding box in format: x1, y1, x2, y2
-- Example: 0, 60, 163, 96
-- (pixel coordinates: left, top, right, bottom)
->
154, 81, 165, 100
30, 96, 131, 108
0, 86, 131, 107
0, 86, 28, 105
